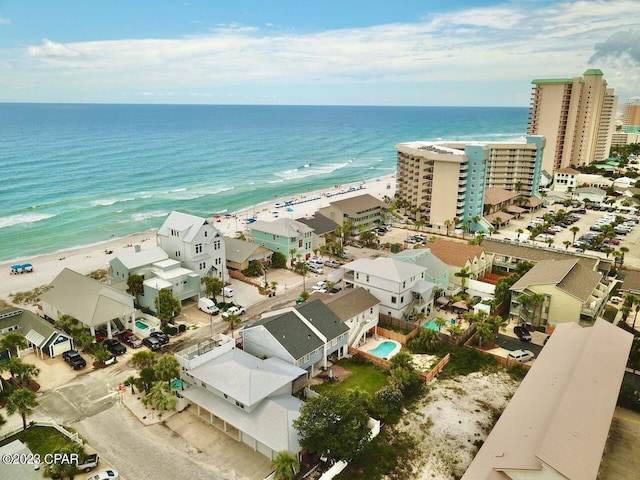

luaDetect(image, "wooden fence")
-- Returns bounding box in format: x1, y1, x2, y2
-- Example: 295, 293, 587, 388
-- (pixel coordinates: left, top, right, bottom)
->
421, 353, 451, 383
348, 346, 392, 369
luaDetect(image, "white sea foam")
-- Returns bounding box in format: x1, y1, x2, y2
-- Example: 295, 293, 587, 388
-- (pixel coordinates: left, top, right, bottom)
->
274, 162, 348, 181
0, 213, 56, 229
90, 199, 118, 207
130, 210, 169, 222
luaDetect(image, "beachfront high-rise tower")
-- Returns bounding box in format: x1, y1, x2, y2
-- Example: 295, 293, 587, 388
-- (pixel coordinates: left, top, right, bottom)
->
395, 136, 544, 233
527, 69, 618, 173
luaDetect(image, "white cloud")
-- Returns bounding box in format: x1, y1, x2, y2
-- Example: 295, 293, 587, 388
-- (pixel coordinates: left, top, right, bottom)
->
0, 17, 11, 24
4, 0, 640, 105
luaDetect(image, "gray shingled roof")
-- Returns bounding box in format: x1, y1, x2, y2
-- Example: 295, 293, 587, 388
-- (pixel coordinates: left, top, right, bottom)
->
313, 287, 380, 322
252, 300, 348, 359
297, 213, 339, 235
224, 237, 271, 263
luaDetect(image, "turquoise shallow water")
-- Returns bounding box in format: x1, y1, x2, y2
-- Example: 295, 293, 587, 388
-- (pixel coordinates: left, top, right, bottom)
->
368, 341, 397, 359
0, 103, 528, 262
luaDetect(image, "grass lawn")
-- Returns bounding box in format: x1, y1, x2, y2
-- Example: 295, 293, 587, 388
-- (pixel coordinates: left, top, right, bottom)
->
0, 426, 80, 457
312, 358, 389, 396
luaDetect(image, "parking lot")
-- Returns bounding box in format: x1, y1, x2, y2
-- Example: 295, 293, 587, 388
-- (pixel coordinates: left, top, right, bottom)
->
491, 204, 640, 269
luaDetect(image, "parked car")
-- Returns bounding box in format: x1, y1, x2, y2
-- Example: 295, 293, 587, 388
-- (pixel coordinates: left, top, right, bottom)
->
142, 336, 162, 351
198, 298, 219, 315
507, 349, 535, 363
324, 259, 341, 268
308, 264, 324, 274
222, 305, 246, 318
312, 281, 327, 290
76, 454, 100, 473
513, 325, 532, 342
62, 350, 87, 370
103, 339, 126, 356
118, 331, 142, 348
223, 287, 234, 297
329, 286, 343, 294
150, 331, 170, 345
87, 469, 119, 480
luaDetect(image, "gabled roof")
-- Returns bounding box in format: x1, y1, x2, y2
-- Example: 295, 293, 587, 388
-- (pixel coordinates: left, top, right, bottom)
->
393, 248, 449, 280
40, 268, 134, 327
0, 308, 67, 349
158, 211, 219, 243
188, 349, 306, 407
326, 193, 387, 216
427, 238, 484, 268
112, 247, 168, 270
314, 287, 380, 322
461, 320, 633, 480
250, 218, 313, 237
224, 237, 272, 263
343, 257, 426, 282
250, 300, 349, 359
297, 213, 339, 235
484, 188, 519, 206
511, 259, 602, 302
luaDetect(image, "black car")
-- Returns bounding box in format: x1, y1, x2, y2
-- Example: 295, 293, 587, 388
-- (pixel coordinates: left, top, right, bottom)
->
103, 339, 126, 356
142, 336, 162, 351
150, 331, 170, 345
62, 350, 87, 370
329, 286, 342, 294
513, 325, 532, 342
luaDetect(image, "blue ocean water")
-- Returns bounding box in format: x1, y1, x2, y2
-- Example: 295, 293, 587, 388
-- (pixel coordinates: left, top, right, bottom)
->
0, 103, 528, 262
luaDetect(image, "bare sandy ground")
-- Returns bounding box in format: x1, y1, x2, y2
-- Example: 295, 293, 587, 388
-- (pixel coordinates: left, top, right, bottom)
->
0, 175, 395, 303
400, 371, 520, 480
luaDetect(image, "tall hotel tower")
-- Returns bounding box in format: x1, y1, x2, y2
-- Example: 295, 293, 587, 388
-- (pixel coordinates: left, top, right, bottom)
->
527, 69, 618, 173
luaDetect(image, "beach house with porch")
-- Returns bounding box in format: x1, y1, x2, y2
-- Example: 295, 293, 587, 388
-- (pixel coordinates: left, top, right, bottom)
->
39, 268, 135, 339
341, 257, 435, 320
426, 238, 491, 288
0, 308, 73, 360
175, 335, 307, 460
508, 258, 610, 329
240, 299, 350, 377
249, 218, 313, 261
311, 287, 381, 348
157, 211, 228, 281
317, 193, 387, 232
392, 248, 450, 289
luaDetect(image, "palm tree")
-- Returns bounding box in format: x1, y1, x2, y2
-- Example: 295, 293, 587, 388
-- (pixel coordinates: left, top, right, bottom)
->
0, 333, 28, 357
454, 267, 471, 293
619, 246, 629, 267
447, 323, 463, 342
515, 181, 523, 194
293, 261, 309, 291
434, 317, 447, 332
271, 451, 300, 480
224, 312, 242, 333
494, 216, 503, 232
443, 219, 451, 236
563, 240, 572, 250
54, 314, 76, 334
154, 354, 180, 388
516, 228, 524, 240
6, 388, 38, 431
124, 375, 137, 394
201, 276, 223, 303
288, 248, 298, 267
126, 274, 144, 305
132, 350, 157, 369
475, 320, 494, 349
143, 381, 177, 419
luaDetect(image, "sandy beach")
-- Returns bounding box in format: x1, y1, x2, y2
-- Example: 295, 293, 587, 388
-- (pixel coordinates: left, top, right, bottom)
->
0, 174, 396, 303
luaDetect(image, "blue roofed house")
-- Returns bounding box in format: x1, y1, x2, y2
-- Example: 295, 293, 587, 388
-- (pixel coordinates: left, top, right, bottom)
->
393, 248, 450, 289
249, 218, 313, 261
175, 336, 307, 460
240, 299, 350, 377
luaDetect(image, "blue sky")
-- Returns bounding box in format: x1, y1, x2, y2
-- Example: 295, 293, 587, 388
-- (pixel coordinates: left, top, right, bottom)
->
1, 0, 639, 106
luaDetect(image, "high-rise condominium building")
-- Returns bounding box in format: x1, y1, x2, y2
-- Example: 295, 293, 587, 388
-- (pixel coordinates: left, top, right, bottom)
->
395, 136, 544, 232
622, 97, 640, 130
527, 69, 618, 173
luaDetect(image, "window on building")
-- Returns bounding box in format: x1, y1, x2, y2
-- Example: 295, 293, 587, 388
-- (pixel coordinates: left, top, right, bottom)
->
204, 231, 208, 237
195, 243, 203, 254
391, 296, 397, 304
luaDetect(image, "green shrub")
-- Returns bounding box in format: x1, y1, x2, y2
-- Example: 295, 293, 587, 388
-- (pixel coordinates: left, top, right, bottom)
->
178, 324, 187, 333
161, 325, 178, 336
271, 251, 287, 269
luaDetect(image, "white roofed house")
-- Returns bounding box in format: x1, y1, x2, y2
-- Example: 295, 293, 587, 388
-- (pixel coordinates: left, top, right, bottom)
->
157, 211, 228, 281
39, 268, 135, 339
342, 257, 435, 321
175, 336, 307, 461
108, 246, 200, 317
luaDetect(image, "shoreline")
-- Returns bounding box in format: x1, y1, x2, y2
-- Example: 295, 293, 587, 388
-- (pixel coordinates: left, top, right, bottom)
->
0, 174, 396, 302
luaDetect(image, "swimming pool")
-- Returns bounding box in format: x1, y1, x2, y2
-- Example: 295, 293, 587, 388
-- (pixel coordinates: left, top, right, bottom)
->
424, 319, 440, 331
135, 320, 149, 330
367, 341, 398, 359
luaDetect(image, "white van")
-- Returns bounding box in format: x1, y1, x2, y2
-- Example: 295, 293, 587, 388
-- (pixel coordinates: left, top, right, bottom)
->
198, 298, 219, 315
223, 287, 234, 297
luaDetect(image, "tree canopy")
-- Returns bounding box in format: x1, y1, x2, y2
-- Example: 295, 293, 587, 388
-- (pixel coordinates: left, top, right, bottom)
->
293, 389, 372, 462
155, 288, 181, 323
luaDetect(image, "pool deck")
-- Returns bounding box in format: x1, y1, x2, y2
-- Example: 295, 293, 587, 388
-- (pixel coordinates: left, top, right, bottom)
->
360, 337, 402, 360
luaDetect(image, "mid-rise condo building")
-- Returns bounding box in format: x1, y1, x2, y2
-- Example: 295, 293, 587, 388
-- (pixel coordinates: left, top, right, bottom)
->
395, 136, 544, 232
